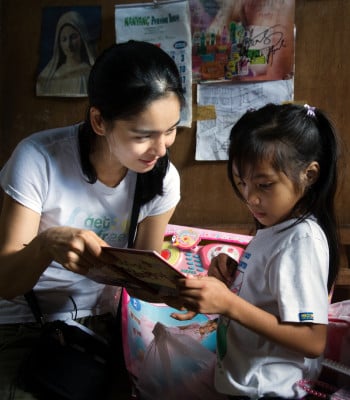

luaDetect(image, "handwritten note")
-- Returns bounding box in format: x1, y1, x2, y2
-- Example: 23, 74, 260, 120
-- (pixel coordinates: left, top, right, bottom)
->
195, 79, 294, 160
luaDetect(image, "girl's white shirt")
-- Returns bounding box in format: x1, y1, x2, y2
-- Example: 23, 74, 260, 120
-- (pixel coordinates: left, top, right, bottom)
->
215, 217, 329, 398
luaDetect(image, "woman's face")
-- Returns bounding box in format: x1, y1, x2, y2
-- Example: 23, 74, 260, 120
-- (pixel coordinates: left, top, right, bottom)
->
103, 93, 181, 173
59, 25, 81, 59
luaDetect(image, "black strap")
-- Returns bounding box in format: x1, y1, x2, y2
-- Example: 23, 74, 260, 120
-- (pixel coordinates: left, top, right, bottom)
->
128, 173, 141, 248
24, 290, 45, 325
25, 172, 142, 323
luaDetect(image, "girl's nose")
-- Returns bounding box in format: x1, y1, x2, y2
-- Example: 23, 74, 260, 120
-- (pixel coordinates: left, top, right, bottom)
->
244, 187, 260, 205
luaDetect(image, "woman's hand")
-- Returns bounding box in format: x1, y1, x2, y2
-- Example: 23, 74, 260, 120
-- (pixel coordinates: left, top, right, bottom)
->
40, 226, 110, 275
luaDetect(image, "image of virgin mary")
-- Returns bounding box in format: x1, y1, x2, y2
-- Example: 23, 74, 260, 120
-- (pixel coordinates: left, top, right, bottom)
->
36, 10, 97, 97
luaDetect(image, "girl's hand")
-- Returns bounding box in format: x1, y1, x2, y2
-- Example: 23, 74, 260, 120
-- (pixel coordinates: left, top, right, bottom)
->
208, 253, 238, 287
162, 294, 198, 320
174, 275, 233, 316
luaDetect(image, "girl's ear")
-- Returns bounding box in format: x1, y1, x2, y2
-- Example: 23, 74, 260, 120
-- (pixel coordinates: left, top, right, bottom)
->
90, 107, 106, 137
304, 161, 320, 186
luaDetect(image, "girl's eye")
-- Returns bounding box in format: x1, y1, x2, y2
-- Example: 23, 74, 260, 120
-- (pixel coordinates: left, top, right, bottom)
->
258, 182, 273, 189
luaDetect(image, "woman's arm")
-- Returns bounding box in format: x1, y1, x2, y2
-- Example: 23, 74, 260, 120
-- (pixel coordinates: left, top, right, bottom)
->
0, 194, 109, 299
123, 207, 176, 302
173, 275, 327, 358
133, 207, 176, 253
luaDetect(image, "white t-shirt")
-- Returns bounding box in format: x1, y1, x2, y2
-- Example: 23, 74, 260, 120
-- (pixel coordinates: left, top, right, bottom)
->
215, 217, 329, 399
0, 124, 180, 323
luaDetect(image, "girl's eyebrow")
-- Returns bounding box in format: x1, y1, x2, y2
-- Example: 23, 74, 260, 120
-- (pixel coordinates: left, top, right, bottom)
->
131, 118, 181, 135
234, 171, 277, 180
251, 172, 277, 181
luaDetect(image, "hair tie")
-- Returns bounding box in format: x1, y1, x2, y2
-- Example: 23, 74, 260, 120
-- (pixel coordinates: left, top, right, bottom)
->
304, 104, 316, 117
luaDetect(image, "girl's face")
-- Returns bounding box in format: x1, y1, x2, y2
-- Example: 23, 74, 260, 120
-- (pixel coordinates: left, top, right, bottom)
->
232, 160, 307, 227
60, 25, 81, 59
103, 94, 181, 173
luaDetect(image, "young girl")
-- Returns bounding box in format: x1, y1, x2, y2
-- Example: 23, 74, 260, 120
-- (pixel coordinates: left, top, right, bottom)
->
172, 103, 340, 398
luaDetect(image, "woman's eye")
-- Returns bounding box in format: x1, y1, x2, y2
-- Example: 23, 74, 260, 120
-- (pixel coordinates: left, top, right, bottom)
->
134, 135, 150, 141
165, 128, 177, 136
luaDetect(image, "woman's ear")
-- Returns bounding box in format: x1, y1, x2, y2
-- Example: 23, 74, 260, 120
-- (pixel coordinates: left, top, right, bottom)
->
89, 107, 106, 136
304, 161, 320, 186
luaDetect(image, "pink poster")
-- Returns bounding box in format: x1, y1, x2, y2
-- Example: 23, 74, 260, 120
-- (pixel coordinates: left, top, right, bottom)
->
189, 0, 295, 82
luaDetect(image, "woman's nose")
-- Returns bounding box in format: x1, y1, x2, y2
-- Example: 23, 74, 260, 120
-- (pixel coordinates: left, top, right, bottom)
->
152, 136, 167, 157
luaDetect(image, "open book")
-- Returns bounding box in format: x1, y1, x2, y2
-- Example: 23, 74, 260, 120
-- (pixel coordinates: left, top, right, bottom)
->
86, 247, 186, 296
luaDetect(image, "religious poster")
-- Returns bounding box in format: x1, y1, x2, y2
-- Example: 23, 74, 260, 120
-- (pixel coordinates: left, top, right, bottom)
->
36, 6, 101, 97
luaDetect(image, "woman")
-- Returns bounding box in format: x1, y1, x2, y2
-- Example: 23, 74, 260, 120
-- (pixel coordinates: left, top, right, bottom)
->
0, 40, 185, 399
36, 10, 96, 96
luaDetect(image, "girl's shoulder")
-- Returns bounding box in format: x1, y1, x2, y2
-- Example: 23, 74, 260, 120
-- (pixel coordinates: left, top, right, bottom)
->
256, 216, 325, 243
277, 216, 326, 244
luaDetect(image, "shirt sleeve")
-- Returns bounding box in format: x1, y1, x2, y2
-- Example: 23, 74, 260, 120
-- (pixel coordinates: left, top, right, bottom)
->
139, 162, 181, 219
268, 225, 329, 324
0, 138, 48, 214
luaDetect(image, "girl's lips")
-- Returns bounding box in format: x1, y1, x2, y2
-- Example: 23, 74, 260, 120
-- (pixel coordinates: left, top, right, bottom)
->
251, 210, 266, 219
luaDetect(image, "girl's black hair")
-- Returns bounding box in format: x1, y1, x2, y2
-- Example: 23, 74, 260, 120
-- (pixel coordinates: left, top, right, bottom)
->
227, 103, 340, 291
79, 40, 185, 204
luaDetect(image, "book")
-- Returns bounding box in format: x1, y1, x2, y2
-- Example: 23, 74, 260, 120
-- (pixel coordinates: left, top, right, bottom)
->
86, 246, 186, 296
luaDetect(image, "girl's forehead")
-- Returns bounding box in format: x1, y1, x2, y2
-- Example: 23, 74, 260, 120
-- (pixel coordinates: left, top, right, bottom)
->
232, 159, 278, 178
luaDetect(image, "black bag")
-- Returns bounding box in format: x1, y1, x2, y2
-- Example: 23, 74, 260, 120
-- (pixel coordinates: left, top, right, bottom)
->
17, 319, 112, 400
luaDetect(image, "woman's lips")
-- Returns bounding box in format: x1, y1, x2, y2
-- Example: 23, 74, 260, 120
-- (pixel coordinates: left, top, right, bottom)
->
139, 158, 158, 167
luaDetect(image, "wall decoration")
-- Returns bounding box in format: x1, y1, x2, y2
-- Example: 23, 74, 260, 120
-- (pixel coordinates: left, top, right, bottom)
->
36, 6, 101, 97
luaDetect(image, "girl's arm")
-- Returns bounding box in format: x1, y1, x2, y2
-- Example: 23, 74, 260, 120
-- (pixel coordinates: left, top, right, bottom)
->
173, 275, 327, 358
0, 194, 109, 299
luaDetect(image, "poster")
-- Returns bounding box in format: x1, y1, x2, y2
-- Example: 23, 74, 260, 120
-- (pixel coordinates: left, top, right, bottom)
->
36, 6, 101, 97
196, 80, 294, 160
115, 0, 192, 127
189, 0, 295, 83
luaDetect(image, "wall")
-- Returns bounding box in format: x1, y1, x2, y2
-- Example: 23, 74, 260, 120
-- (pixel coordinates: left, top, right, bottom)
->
1, 0, 350, 231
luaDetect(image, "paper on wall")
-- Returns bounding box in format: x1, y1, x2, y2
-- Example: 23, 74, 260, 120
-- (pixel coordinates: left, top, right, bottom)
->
195, 79, 294, 160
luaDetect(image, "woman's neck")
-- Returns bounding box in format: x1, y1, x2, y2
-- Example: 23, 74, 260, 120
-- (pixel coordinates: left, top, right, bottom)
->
89, 137, 128, 187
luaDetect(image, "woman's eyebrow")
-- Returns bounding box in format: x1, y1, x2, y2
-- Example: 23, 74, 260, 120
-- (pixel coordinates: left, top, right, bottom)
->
131, 118, 181, 135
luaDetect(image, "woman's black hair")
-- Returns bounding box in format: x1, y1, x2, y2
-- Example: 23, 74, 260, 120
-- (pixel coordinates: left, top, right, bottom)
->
227, 103, 340, 291
79, 40, 185, 204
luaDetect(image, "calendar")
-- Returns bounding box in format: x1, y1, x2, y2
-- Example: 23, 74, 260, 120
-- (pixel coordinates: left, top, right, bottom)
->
115, 0, 192, 127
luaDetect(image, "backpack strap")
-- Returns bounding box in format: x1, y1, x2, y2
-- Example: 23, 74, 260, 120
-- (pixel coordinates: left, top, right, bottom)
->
128, 173, 141, 248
